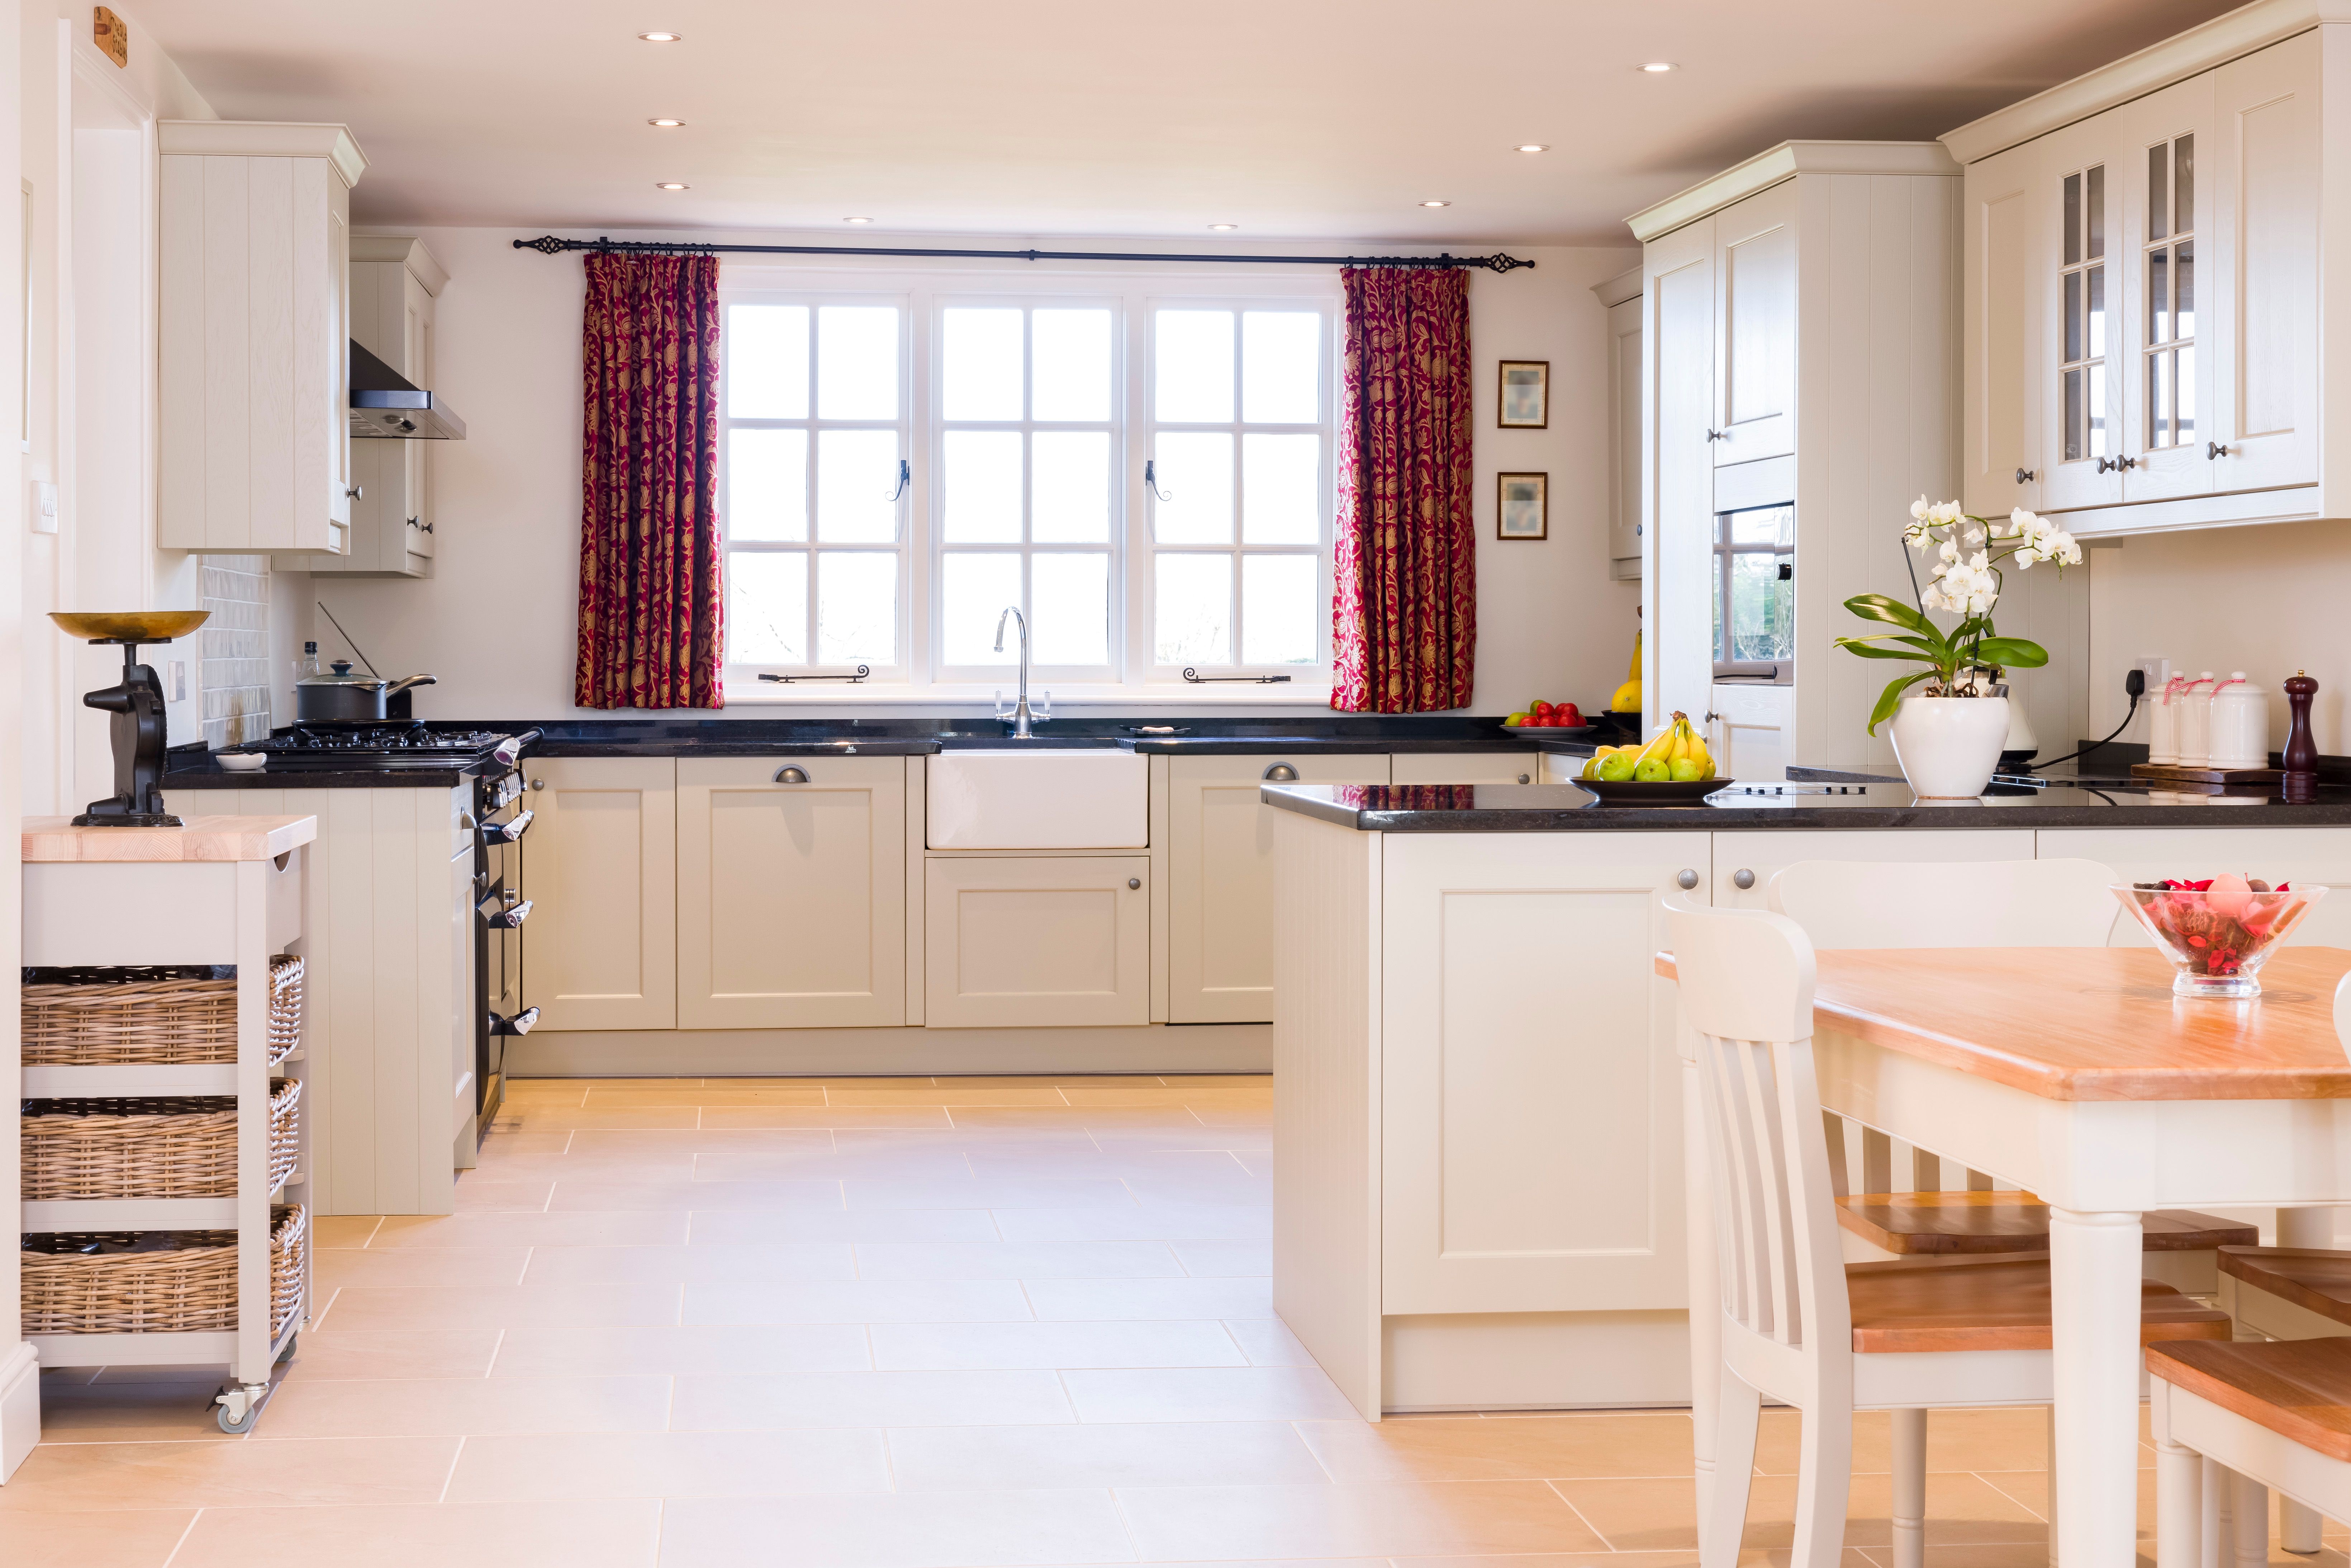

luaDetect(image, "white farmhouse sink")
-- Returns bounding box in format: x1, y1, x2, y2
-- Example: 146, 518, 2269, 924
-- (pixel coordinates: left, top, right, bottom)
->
927, 749, 1148, 849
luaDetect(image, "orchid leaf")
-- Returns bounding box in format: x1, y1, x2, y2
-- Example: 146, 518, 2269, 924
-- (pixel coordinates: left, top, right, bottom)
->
1843, 594, 1933, 635
1832, 638, 1935, 661
1866, 670, 1935, 735
1972, 636, 2050, 668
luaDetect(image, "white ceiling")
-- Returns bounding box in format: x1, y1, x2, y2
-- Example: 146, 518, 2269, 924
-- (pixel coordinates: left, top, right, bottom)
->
134, 0, 2245, 246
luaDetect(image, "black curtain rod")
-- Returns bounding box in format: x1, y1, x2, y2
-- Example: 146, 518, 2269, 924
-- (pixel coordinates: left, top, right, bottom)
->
512, 234, 1535, 272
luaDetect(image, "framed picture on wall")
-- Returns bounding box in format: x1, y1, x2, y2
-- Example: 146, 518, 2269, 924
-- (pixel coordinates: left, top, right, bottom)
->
1497, 472, 1548, 539
1498, 360, 1549, 428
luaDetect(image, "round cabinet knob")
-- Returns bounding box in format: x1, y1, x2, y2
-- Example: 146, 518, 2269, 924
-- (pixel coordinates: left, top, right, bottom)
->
1733, 868, 1756, 890
1127, 877, 1141, 890
528, 778, 545, 791
1516, 773, 1530, 784
1676, 869, 1700, 890
775, 765, 811, 784
1263, 763, 1299, 782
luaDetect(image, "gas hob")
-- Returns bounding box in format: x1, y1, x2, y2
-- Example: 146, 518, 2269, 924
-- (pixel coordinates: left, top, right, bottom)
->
234, 724, 538, 770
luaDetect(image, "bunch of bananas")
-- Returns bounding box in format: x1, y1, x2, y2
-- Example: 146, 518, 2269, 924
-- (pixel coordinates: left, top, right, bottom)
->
1611, 631, 1643, 714
1581, 711, 1715, 783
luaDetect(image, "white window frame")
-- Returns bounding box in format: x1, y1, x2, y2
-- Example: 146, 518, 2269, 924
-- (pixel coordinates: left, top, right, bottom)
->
716, 265, 1340, 705
1140, 293, 1339, 683
718, 289, 913, 688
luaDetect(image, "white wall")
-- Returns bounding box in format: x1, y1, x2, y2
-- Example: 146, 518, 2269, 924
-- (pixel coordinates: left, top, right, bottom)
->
2087, 522, 2351, 756
303, 229, 1640, 722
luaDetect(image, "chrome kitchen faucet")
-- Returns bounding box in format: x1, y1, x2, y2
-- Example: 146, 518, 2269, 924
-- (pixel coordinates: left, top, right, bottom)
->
992, 605, 1046, 737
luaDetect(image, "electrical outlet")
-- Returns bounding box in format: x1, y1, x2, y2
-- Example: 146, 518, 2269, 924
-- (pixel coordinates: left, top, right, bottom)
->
29, 479, 57, 534
170, 661, 187, 702
2135, 657, 2170, 696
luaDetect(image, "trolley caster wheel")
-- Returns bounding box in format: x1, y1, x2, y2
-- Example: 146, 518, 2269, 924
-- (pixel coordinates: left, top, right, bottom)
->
217, 1404, 257, 1435
276, 1333, 299, 1366
214, 1384, 265, 1434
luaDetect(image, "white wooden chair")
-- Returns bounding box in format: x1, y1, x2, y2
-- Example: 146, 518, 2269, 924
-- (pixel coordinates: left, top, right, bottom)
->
1670, 899, 2231, 1568
1767, 857, 2254, 1291
2150, 1336, 2351, 1568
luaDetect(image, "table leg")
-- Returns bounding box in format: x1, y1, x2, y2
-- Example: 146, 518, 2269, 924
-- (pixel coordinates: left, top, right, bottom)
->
2050, 1208, 2145, 1568
1682, 1056, 1720, 1524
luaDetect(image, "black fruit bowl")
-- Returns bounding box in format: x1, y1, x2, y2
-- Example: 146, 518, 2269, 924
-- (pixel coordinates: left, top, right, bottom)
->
1574, 776, 1735, 804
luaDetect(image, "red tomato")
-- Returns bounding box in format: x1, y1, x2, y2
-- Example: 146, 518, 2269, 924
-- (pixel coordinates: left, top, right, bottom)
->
1557, 707, 1583, 725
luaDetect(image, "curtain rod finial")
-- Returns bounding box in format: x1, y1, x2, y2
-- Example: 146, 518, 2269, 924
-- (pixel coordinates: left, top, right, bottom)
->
514, 235, 571, 255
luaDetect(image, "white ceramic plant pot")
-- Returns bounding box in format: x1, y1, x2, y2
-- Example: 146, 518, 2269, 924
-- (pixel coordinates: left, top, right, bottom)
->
1890, 694, 2011, 799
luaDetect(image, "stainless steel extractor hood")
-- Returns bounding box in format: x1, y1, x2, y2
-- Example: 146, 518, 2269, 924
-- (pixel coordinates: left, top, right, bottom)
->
350, 341, 467, 440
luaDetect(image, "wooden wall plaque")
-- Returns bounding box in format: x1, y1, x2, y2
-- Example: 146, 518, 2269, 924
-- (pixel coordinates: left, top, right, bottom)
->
93, 6, 128, 67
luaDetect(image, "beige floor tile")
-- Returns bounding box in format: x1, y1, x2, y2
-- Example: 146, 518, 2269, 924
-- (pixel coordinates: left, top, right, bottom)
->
1059, 1086, 1274, 1107
545, 1178, 845, 1213
1089, 1125, 1272, 1152
946, 1107, 1203, 1130
166, 1499, 662, 1568
962, 1146, 1244, 1179
450, 1178, 557, 1212
838, 1125, 1101, 1153
370, 1212, 689, 1248
1025, 1275, 1276, 1320
657, 1491, 1132, 1568
1299, 1411, 1700, 1482
498, 1085, 588, 1106
842, 1175, 1137, 1211
34, 1382, 241, 1443
701, 1106, 954, 1129
671, 1368, 1076, 1429
1558, 1470, 2053, 1552
1397, 1554, 1858, 1568
1191, 1109, 1275, 1130
869, 1318, 1247, 1370
1116, 1478, 1610, 1560
580, 1087, 829, 1106
0, 1508, 198, 1568
888, 1419, 1328, 1489
445, 1428, 896, 1500
317, 1282, 683, 1332
255, 1374, 671, 1437
466, 1150, 700, 1183
682, 1278, 1036, 1325
1173, 1238, 1272, 1276
313, 1246, 531, 1288
827, 1086, 1075, 1106
1756, 1406, 2049, 1476
518, 1242, 856, 1285
685, 1208, 999, 1245
993, 1203, 1273, 1242
0, 1436, 461, 1512
502, 1106, 700, 1131
933, 1075, 1146, 1088
279, 1327, 505, 1380
692, 1148, 977, 1180
312, 1215, 384, 1248
703, 1076, 940, 1089
853, 1239, 1181, 1279
1234, 1149, 1274, 1176
491, 1322, 871, 1377
1981, 1467, 2151, 1531
472, 1130, 576, 1154
1155, 1074, 1273, 1087
1062, 1364, 1358, 1422
1221, 1317, 1315, 1367
563, 1127, 837, 1155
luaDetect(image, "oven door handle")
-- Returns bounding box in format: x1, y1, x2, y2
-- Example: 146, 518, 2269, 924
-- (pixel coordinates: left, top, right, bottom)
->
479, 897, 533, 929
481, 809, 533, 845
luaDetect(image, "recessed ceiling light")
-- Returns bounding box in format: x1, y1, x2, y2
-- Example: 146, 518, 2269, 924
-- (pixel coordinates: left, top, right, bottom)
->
1207, 223, 1239, 231
1516, 144, 1549, 153
647, 118, 685, 128
1419, 200, 1452, 208
637, 30, 683, 42
845, 216, 873, 224
1639, 61, 1677, 72
655, 181, 689, 190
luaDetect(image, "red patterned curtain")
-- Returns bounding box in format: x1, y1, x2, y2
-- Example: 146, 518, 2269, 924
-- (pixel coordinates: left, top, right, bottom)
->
575, 252, 725, 709
1329, 266, 1476, 712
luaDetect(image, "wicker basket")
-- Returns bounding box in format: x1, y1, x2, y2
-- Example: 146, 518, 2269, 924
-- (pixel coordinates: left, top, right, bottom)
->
21, 956, 302, 1068
21, 1204, 307, 1336
22, 1078, 302, 1201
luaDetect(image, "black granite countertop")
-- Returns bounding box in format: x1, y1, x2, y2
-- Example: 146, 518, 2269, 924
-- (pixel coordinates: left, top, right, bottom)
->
163, 752, 485, 789
1263, 779, 2351, 831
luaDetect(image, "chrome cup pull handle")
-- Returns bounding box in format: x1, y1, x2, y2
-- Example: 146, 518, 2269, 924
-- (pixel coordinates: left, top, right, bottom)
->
1263, 763, 1299, 782
775, 765, 811, 784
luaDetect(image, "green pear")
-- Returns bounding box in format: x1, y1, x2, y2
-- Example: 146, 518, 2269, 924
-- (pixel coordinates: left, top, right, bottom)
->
1634, 756, 1671, 782
1596, 752, 1638, 782
1671, 757, 1704, 782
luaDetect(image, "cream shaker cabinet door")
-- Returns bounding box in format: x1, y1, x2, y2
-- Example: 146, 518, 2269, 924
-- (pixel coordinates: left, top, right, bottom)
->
519, 757, 677, 1030
2116, 73, 2219, 505
2038, 120, 2128, 513
677, 756, 906, 1029
1963, 138, 2046, 517
1380, 832, 1709, 1315
1647, 222, 1716, 733
1388, 752, 1540, 786
925, 857, 1150, 1028
1606, 294, 1645, 566
2208, 32, 2321, 496
1711, 183, 1798, 468
1168, 753, 1388, 1024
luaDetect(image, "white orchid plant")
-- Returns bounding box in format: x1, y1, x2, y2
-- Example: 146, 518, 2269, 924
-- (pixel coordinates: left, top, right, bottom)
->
1836, 498, 2085, 734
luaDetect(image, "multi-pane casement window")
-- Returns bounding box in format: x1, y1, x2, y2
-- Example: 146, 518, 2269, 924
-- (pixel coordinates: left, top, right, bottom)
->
721, 301, 908, 677
717, 274, 1336, 697
1147, 306, 1329, 675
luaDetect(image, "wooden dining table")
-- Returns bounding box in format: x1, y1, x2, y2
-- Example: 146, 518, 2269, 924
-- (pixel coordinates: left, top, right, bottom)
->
1659, 944, 2351, 1568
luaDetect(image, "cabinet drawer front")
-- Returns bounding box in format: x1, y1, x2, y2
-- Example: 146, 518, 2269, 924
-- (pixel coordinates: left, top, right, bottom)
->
924, 856, 1150, 1028
1389, 752, 1539, 786
678, 756, 907, 1029
1168, 754, 1389, 1023
1712, 829, 2037, 916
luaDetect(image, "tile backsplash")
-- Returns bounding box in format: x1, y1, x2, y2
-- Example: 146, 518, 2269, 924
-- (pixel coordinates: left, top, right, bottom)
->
200, 555, 274, 749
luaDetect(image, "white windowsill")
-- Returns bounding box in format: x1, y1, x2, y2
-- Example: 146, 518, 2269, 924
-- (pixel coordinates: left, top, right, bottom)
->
721, 681, 1335, 709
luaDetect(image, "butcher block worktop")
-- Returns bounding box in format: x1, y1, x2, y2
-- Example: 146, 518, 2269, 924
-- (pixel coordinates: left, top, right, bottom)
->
1654, 945, 2351, 1101
20, 814, 318, 863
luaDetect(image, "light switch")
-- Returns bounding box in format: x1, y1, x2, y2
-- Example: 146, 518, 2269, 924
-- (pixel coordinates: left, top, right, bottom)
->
30, 479, 57, 534
170, 661, 187, 701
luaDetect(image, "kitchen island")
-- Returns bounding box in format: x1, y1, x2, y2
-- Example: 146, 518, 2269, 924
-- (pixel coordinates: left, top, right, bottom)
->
1262, 778, 2351, 1420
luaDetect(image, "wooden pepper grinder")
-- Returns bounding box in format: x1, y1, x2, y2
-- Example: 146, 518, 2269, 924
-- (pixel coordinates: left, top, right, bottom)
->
2283, 670, 2320, 802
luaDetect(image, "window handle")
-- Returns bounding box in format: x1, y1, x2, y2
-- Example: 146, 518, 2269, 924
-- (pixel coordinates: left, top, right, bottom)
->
1144, 459, 1173, 502
883, 458, 909, 502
